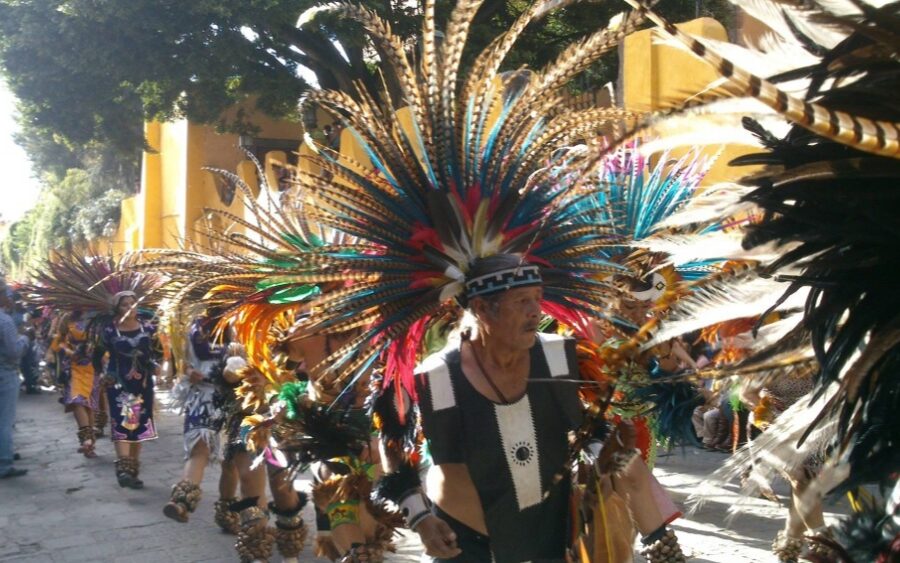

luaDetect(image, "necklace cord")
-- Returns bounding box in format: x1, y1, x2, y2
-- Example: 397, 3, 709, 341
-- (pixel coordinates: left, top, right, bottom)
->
468, 340, 511, 405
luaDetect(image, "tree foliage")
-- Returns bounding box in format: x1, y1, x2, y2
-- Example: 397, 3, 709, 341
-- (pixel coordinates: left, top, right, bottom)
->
0, 0, 733, 157
1, 168, 128, 275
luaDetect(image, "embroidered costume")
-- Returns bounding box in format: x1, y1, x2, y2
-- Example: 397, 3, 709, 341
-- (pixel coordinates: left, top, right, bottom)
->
175, 319, 227, 460
99, 322, 159, 442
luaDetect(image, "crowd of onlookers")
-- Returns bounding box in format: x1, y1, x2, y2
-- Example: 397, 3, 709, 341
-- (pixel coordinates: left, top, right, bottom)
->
0, 279, 42, 478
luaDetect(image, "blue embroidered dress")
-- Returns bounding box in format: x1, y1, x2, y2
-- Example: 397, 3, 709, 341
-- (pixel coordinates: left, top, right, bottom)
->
101, 323, 159, 442
173, 321, 226, 460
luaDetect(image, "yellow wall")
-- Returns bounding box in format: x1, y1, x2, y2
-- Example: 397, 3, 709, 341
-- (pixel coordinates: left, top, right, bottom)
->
123, 98, 305, 254
139, 122, 163, 249
622, 17, 760, 185
159, 119, 190, 248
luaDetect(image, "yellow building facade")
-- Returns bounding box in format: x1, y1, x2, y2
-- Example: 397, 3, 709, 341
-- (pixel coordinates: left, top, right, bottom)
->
101, 16, 755, 255
103, 103, 314, 255
622, 17, 761, 185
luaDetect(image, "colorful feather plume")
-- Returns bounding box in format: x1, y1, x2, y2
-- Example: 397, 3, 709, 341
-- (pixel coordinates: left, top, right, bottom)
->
270, 0, 653, 399
21, 249, 164, 322
622, 0, 900, 495
129, 151, 343, 383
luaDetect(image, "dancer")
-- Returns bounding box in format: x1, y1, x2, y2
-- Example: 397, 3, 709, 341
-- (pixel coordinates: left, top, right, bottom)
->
95, 291, 160, 489
211, 342, 247, 537
52, 310, 101, 458
379, 255, 617, 561
231, 3, 666, 559
221, 343, 272, 563
281, 327, 394, 562
23, 252, 164, 490
127, 153, 390, 561
164, 312, 227, 522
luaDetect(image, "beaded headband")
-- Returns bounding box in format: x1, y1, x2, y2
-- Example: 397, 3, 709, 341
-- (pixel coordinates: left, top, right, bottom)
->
464, 265, 542, 300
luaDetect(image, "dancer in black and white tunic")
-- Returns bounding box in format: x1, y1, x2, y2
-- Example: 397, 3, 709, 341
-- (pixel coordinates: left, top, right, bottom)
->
163, 315, 227, 523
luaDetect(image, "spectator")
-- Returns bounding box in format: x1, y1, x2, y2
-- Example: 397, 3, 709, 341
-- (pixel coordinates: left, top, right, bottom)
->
691, 380, 732, 451
0, 281, 28, 478
20, 326, 39, 394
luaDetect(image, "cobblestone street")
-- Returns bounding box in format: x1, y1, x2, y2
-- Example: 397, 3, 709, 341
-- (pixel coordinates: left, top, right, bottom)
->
1, 387, 850, 562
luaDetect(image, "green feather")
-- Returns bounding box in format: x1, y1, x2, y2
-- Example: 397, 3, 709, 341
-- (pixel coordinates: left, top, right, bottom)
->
279, 381, 309, 421
268, 285, 321, 304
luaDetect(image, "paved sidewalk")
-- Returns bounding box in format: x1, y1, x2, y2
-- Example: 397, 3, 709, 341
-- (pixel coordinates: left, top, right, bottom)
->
0, 387, 850, 562
0, 387, 419, 563
646, 449, 849, 562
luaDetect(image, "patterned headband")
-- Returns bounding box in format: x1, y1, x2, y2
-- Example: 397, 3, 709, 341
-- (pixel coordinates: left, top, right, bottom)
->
464, 265, 542, 300
111, 290, 137, 307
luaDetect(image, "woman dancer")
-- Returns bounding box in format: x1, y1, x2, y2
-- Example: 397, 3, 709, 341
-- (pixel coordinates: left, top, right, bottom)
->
96, 291, 160, 489
52, 310, 101, 458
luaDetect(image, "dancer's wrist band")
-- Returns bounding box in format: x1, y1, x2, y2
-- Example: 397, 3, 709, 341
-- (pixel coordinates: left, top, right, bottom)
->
399, 490, 431, 530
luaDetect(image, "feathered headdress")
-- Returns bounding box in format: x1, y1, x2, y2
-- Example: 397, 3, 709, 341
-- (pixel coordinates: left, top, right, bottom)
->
276, 0, 650, 397
616, 0, 900, 496
592, 141, 719, 318
21, 250, 164, 323
131, 151, 349, 383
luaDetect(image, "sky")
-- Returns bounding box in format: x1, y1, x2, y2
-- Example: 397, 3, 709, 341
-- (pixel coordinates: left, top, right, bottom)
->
0, 79, 41, 224
0, 28, 328, 228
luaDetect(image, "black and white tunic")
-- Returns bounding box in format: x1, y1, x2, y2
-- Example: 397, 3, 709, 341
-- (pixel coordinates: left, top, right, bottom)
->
416, 333, 583, 563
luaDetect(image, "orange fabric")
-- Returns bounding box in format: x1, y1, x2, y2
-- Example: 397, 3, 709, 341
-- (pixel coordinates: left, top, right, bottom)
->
69, 363, 95, 400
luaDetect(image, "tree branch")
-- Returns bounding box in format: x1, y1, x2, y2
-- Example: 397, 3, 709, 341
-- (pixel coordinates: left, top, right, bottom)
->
273, 24, 365, 92
472, 0, 508, 26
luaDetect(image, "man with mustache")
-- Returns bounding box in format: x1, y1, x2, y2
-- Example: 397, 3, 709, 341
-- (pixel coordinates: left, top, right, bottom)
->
377, 254, 640, 563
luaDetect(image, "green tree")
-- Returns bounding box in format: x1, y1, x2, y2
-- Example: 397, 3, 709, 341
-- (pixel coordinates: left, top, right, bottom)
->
2, 208, 40, 273
0, 0, 732, 157
0, 166, 128, 274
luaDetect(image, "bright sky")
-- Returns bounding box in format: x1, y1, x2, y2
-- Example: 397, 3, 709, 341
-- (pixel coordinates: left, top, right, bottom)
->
0, 79, 41, 224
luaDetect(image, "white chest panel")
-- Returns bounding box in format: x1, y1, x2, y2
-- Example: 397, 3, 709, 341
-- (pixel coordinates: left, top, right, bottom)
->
494, 395, 542, 511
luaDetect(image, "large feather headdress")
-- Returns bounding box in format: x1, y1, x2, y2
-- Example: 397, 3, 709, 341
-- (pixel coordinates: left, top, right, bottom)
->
21, 250, 164, 319
616, 0, 900, 494
278, 0, 651, 396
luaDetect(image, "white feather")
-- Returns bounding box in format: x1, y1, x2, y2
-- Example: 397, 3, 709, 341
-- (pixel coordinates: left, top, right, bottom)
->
687, 384, 839, 521
726, 314, 804, 352
643, 274, 807, 347
638, 105, 790, 156
655, 182, 758, 229
727, 0, 852, 49
635, 232, 793, 266
438, 280, 464, 302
